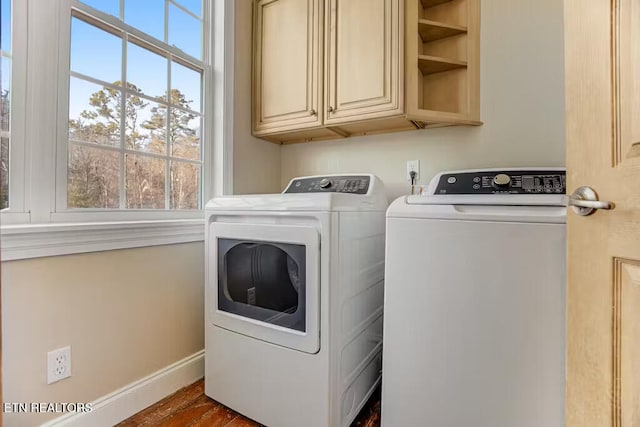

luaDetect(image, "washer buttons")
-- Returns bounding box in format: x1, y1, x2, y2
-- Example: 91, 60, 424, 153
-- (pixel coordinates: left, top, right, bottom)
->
447, 177, 457, 184
473, 184, 481, 190
473, 177, 481, 183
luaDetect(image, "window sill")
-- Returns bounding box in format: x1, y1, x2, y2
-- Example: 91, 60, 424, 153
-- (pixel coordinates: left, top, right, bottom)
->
0, 219, 205, 261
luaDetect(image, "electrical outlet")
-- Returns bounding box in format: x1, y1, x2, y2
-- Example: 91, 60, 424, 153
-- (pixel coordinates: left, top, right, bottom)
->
47, 346, 71, 384
407, 160, 420, 183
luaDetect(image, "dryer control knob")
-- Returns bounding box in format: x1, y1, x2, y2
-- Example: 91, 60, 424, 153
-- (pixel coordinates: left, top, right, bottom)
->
492, 173, 512, 188
319, 178, 332, 189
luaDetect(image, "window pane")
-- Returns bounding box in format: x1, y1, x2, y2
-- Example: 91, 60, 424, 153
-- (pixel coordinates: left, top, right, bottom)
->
127, 41, 168, 98
170, 161, 199, 209
1, 0, 10, 52
69, 77, 121, 147
171, 60, 201, 112
125, 0, 164, 42
1, 56, 10, 132
70, 17, 122, 84
126, 153, 165, 209
174, 0, 201, 17
68, 144, 120, 208
170, 111, 200, 160
79, 0, 119, 18
0, 137, 8, 209
168, 3, 201, 59
66, 2, 205, 212
127, 95, 166, 155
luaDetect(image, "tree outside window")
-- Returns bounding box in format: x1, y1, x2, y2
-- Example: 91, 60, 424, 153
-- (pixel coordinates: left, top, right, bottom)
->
67, 1, 204, 211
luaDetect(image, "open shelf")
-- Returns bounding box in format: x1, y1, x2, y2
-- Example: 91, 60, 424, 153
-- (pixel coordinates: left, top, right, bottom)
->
408, 0, 480, 126
418, 55, 467, 75
418, 19, 467, 42
420, 0, 453, 9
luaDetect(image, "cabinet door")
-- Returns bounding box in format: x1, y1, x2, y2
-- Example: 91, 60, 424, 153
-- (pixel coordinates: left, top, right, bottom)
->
325, 0, 403, 124
253, 0, 323, 135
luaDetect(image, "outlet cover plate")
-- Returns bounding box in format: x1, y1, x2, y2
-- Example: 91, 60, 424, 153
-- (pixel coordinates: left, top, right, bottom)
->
407, 160, 420, 183
47, 345, 71, 384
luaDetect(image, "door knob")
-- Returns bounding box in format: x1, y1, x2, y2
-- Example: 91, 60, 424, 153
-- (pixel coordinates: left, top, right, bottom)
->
566, 186, 615, 216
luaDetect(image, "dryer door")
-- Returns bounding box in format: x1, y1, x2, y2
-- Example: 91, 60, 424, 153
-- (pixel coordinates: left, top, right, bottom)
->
209, 222, 320, 353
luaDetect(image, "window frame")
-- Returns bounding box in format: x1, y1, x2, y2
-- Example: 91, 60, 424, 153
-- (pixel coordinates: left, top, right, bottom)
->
0, 0, 236, 260
55, 0, 209, 220
1, 0, 29, 224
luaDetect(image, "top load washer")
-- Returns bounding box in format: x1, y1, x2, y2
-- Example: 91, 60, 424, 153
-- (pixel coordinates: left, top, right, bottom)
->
382, 168, 566, 427
205, 174, 388, 427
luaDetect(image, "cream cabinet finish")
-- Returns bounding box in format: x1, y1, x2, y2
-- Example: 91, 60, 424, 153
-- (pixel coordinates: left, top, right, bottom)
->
324, 0, 404, 124
252, 0, 323, 135
252, 0, 481, 144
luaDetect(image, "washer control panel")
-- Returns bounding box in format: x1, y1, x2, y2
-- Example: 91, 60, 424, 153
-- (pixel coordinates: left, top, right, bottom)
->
434, 170, 566, 195
284, 175, 370, 194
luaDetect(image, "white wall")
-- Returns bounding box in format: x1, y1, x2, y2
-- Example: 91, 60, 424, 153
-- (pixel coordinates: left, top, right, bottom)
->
281, 0, 565, 200
232, 0, 282, 195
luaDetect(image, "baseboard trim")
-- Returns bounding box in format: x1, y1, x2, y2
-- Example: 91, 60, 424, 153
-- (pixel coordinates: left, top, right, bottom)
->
42, 350, 205, 427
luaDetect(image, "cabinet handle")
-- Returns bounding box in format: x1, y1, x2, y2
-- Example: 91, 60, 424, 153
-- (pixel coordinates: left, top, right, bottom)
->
327, 106, 334, 113
310, 109, 317, 116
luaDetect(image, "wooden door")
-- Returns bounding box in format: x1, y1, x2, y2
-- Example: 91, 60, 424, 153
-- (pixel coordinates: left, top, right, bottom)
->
252, 0, 323, 135
324, 0, 403, 125
565, 0, 640, 425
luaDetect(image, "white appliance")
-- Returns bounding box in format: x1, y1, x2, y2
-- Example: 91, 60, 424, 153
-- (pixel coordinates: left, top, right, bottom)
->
205, 174, 388, 427
382, 168, 566, 427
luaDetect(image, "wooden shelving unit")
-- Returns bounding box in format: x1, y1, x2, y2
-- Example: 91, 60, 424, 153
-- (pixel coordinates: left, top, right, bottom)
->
418, 55, 467, 74
418, 19, 467, 42
420, 0, 454, 8
407, 0, 481, 126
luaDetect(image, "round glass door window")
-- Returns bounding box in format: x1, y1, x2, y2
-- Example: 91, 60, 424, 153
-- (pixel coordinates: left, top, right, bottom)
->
218, 239, 306, 332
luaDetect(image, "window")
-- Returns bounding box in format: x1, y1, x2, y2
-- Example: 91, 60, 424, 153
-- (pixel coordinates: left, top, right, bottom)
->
0, 0, 233, 260
67, 1, 205, 210
1, 0, 11, 209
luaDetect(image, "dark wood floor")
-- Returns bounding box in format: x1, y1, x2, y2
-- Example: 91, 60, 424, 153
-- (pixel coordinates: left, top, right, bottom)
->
117, 380, 381, 427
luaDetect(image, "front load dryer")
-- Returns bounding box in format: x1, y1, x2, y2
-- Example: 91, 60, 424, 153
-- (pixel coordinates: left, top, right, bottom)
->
205, 174, 387, 427
382, 168, 566, 427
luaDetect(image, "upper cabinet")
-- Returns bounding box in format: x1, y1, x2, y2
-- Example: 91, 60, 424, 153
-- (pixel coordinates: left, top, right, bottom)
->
252, 0, 481, 144
324, 0, 403, 124
252, 0, 324, 135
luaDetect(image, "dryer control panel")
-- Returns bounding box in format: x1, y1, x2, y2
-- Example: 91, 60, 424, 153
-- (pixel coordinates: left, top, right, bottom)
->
434, 170, 566, 195
284, 175, 370, 194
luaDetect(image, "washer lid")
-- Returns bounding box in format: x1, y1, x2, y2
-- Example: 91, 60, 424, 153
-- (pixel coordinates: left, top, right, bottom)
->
389, 195, 566, 223
390, 167, 567, 222
405, 193, 567, 207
